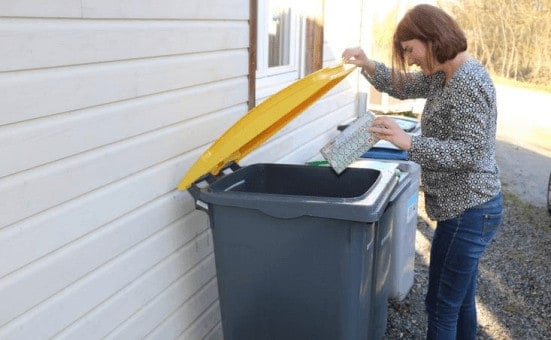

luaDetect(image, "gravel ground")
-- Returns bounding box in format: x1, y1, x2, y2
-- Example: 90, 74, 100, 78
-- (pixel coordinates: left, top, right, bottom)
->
384, 188, 551, 339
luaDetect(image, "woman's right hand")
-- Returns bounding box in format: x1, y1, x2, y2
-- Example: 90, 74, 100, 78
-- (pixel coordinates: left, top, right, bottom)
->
342, 47, 370, 68
342, 47, 375, 76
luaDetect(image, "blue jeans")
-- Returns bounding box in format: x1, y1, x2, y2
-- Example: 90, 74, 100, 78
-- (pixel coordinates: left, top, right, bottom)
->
426, 192, 502, 340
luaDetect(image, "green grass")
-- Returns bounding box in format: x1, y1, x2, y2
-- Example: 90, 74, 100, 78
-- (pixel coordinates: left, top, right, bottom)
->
502, 189, 551, 230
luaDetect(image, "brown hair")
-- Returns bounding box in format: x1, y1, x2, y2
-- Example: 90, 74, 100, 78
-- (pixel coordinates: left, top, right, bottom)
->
391, 4, 467, 84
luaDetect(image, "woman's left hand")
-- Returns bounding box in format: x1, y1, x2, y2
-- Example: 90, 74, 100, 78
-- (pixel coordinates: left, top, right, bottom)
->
370, 116, 412, 151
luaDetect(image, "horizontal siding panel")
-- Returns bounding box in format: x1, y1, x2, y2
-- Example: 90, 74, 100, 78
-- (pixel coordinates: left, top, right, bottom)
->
0, 19, 249, 72
0, 105, 245, 229
1, 76, 248, 176
0, 214, 211, 339
106, 258, 218, 339
0, 0, 81, 18
0, 152, 201, 279
255, 70, 300, 101
144, 278, 219, 340
0, 50, 248, 126
178, 301, 221, 340
57, 243, 215, 340
0, 0, 248, 20
83, 0, 248, 20
0, 193, 203, 331
205, 324, 224, 340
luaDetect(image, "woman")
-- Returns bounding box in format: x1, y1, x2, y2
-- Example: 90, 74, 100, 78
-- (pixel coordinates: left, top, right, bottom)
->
342, 4, 502, 340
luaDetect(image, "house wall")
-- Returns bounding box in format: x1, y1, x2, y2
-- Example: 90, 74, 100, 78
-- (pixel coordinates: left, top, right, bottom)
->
0, 1, 367, 339
0, 1, 248, 339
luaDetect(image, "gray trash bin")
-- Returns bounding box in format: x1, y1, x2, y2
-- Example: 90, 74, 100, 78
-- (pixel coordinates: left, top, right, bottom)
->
189, 162, 400, 340
355, 157, 421, 301
386, 161, 420, 301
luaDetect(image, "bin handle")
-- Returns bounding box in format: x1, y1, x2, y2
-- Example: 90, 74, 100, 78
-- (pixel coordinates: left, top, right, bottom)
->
389, 172, 408, 203
188, 162, 241, 210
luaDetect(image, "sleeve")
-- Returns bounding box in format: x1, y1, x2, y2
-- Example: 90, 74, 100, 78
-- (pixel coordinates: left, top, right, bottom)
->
407, 79, 495, 171
363, 61, 433, 99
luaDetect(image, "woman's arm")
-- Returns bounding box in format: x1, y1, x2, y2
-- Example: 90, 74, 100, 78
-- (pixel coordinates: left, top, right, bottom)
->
364, 62, 432, 100
342, 47, 432, 99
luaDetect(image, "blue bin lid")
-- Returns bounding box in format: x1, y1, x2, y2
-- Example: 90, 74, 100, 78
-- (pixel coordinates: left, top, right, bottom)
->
362, 147, 408, 160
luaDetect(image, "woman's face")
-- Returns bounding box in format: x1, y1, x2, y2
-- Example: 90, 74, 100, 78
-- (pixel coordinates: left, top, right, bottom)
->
401, 39, 432, 74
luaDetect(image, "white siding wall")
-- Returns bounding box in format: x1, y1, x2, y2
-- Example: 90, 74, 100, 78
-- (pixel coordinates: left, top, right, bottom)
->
0, 1, 248, 339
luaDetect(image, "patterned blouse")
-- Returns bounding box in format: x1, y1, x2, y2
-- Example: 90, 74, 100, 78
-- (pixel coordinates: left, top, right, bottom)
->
364, 58, 501, 221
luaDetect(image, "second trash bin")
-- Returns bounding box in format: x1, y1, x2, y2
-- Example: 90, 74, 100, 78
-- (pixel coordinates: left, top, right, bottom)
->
343, 114, 421, 301
385, 160, 420, 301
353, 159, 421, 302
190, 162, 400, 340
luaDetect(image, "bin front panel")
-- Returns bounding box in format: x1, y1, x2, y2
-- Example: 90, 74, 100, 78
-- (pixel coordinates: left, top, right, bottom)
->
209, 205, 376, 340
370, 206, 393, 340
387, 162, 421, 301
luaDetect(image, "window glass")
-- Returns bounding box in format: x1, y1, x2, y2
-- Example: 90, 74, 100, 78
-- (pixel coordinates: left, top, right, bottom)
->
268, 3, 291, 67
253, 0, 324, 96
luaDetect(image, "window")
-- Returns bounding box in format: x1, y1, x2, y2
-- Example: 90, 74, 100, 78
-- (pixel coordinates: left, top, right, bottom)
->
250, 0, 324, 108
268, 5, 291, 67
256, 0, 299, 78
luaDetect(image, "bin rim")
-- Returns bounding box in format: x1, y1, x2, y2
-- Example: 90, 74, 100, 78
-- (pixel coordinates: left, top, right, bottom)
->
177, 63, 356, 191
195, 162, 401, 223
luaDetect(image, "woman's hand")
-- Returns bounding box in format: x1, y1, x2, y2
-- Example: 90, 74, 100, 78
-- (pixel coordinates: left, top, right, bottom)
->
370, 116, 412, 151
342, 47, 369, 67
342, 47, 375, 77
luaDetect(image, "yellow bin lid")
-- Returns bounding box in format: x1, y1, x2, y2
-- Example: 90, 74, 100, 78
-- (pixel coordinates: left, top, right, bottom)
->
177, 63, 356, 190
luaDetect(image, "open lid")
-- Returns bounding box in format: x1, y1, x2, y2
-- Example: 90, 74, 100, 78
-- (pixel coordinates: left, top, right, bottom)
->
178, 63, 356, 190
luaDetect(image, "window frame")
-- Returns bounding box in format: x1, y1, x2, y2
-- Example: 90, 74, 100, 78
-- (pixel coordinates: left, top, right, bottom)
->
249, 0, 324, 109
256, 1, 301, 79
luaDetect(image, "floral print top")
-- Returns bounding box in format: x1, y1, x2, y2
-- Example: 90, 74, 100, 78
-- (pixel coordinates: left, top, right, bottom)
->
364, 58, 501, 220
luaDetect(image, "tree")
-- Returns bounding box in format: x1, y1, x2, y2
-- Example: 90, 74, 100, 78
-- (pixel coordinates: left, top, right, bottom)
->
440, 0, 551, 86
